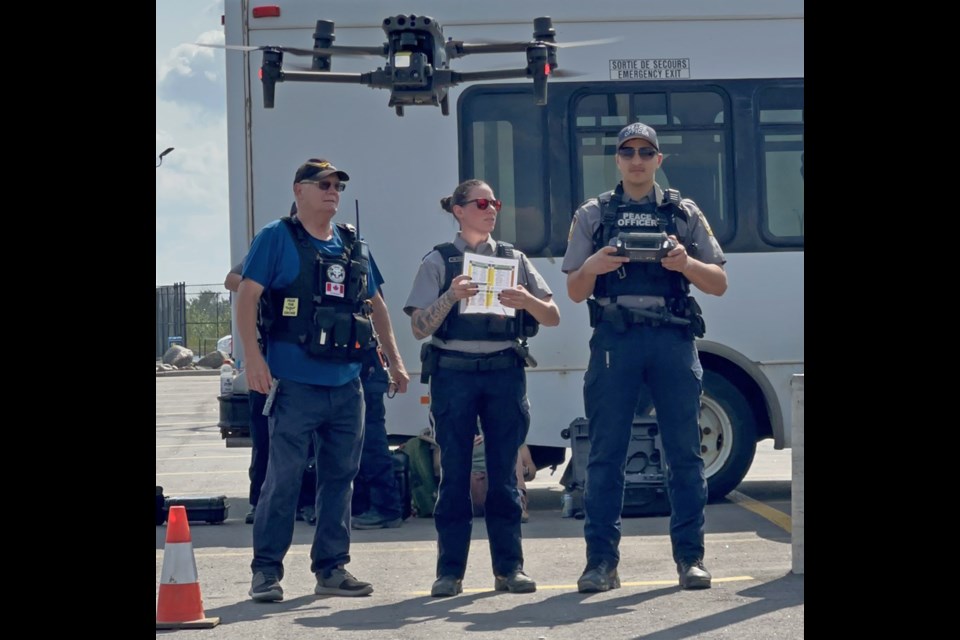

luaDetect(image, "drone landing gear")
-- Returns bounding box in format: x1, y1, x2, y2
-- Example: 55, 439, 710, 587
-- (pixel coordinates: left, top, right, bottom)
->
441, 94, 449, 116
395, 105, 405, 117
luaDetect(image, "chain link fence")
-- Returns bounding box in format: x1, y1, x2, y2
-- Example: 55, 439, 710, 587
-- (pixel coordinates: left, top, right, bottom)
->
156, 283, 232, 360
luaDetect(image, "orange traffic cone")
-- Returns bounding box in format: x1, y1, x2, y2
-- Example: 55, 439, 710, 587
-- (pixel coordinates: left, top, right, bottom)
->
156, 505, 220, 629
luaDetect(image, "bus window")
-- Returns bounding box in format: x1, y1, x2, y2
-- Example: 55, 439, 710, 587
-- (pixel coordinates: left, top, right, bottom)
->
573, 89, 732, 246
461, 78, 801, 257
669, 91, 724, 125
762, 134, 804, 239
460, 90, 547, 254
631, 93, 668, 126
758, 86, 804, 245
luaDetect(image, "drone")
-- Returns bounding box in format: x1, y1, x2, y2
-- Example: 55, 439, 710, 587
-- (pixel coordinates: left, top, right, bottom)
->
206, 14, 611, 116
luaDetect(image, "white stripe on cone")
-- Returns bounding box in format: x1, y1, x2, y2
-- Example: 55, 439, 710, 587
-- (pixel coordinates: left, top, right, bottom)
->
160, 541, 199, 584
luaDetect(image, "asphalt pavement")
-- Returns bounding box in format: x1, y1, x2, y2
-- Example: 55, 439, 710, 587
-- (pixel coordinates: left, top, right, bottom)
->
156, 373, 803, 639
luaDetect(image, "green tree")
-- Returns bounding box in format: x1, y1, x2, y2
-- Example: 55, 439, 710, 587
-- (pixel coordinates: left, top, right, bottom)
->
186, 290, 232, 355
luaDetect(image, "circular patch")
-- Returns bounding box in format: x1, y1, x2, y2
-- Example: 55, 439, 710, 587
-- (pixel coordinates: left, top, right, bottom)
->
326, 264, 346, 283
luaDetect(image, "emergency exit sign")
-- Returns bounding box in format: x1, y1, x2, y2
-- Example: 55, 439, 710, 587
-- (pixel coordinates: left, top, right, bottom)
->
609, 59, 691, 80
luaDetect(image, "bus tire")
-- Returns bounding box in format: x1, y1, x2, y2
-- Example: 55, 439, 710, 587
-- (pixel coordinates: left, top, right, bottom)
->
700, 370, 757, 502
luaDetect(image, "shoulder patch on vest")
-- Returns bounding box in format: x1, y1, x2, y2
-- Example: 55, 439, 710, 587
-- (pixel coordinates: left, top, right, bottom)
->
567, 214, 578, 243
696, 209, 714, 237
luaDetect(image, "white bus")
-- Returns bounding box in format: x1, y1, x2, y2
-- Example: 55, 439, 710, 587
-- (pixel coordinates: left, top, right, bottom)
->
223, 0, 804, 500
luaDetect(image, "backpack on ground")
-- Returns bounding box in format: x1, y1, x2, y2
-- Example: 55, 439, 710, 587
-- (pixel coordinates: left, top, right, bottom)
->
402, 435, 439, 517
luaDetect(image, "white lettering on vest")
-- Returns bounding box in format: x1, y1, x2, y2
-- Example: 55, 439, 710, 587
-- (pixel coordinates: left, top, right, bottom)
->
617, 212, 658, 227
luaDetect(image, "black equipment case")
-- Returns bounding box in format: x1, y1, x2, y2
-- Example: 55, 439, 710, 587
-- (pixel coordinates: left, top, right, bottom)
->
156, 486, 166, 526
563, 416, 671, 517
218, 393, 252, 446
164, 495, 230, 524
393, 449, 413, 521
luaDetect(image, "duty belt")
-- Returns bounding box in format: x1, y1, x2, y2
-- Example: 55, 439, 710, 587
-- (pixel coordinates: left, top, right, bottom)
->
588, 299, 690, 330
435, 348, 522, 372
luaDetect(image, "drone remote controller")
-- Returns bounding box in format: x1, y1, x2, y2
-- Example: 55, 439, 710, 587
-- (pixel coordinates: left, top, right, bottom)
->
609, 232, 677, 262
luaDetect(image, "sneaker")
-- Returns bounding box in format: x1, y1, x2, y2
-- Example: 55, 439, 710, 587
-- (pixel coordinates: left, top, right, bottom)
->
315, 566, 373, 597
249, 572, 283, 602
245, 507, 256, 524
494, 569, 537, 593
430, 575, 463, 598
577, 561, 621, 593
677, 559, 712, 590
351, 510, 403, 530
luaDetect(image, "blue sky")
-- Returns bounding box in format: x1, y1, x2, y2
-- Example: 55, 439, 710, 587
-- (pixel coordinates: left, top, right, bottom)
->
156, 0, 228, 287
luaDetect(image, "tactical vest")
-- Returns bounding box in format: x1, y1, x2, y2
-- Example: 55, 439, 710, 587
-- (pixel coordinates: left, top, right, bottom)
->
261, 217, 373, 361
432, 241, 539, 342
593, 184, 692, 301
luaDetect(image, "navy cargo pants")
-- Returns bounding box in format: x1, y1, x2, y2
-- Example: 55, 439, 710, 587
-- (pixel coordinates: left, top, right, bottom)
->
353, 347, 403, 520
583, 321, 707, 568
248, 390, 316, 513
250, 377, 364, 580
430, 359, 529, 579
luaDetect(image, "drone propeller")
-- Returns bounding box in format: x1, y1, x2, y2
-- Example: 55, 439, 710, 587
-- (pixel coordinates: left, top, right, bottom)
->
467, 36, 620, 48
548, 37, 622, 49
445, 36, 620, 59
196, 42, 385, 58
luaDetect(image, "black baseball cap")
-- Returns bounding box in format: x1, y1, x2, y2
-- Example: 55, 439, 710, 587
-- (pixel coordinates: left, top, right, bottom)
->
293, 158, 350, 183
617, 122, 660, 151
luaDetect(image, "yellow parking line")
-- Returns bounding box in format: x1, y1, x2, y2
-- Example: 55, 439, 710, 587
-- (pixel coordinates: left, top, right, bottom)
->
727, 490, 791, 533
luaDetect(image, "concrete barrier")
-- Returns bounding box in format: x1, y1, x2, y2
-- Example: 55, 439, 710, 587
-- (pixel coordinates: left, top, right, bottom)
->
791, 374, 804, 574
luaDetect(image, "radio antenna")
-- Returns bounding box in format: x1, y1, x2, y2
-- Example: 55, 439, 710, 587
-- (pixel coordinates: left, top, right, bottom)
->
355, 199, 360, 232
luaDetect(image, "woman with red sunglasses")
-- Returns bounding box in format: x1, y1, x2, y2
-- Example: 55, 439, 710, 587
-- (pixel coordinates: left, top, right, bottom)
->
403, 179, 560, 598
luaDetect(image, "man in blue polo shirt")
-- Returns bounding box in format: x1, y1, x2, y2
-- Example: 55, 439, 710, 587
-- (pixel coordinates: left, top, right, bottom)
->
237, 158, 409, 603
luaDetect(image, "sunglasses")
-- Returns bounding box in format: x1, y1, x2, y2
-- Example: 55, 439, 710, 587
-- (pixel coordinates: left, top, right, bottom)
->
461, 198, 502, 211
617, 147, 659, 160
300, 180, 346, 192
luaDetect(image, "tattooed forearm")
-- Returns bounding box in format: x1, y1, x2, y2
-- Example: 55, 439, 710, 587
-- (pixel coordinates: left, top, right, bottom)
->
411, 289, 457, 340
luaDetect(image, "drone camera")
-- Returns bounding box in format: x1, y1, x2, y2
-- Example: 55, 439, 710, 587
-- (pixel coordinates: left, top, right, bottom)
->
391, 50, 431, 87
381, 14, 446, 109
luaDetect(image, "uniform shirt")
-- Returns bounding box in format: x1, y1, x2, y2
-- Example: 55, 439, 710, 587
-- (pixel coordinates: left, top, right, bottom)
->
404, 233, 553, 354
561, 182, 725, 310
242, 218, 383, 386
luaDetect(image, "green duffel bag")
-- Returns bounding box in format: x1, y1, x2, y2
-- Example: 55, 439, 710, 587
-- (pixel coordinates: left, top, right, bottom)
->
402, 435, 439, 517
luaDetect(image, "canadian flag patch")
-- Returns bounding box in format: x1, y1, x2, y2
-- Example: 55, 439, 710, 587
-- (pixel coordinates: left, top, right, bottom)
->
325, 282, 345, 297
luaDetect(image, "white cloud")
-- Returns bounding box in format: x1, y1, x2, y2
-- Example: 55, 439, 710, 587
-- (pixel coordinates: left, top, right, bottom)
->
157, 30, 226, 112
156, 0, 230, 287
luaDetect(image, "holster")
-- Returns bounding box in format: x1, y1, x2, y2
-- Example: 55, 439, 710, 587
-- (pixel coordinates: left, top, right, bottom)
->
602, 303, 629, 333
512, 341, 538, 368
586, 298, 628, 333
671, 295, 706, 338
687, 296, 706, 338
586, 298, 602, 329
419, 342, 439, 384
